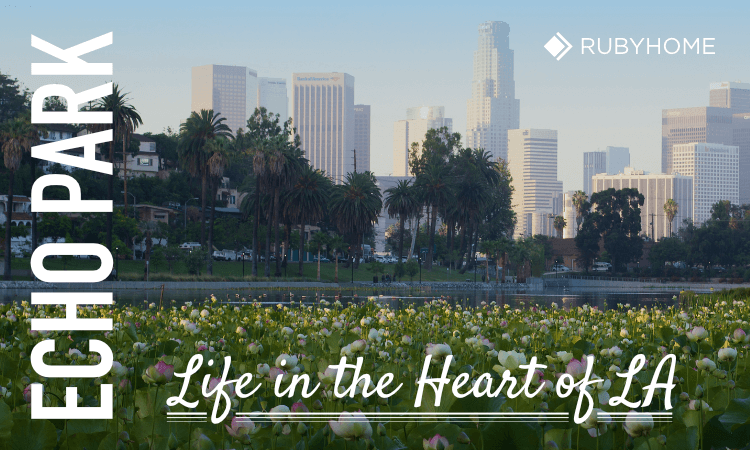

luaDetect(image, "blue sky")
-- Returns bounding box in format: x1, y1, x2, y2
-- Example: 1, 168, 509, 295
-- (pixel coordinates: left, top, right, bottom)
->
1, 0, 748, 191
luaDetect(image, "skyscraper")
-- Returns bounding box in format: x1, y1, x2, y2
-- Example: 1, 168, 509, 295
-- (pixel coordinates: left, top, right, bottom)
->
673, 143, 739, 225
508, 129, 563, 238
710, 81, 750, 114
191, 65, 247, 135
354, 105, 371, 173
291, 72, 355, 184
733, 113, 750, 204
583, 151, 606, 197
246, 69, 258, 123
592, 168, 693, 241
257, 77, 288, 123
393, 106, 452, 176
466, 21, 520, 162
661, 107, 734, 176
605, 146, 630, 175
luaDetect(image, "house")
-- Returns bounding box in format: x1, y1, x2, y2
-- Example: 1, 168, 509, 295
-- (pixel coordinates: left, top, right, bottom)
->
136, 204, 178, 224
115, 134, 160, 178
216, 177, 246, 208
38, 124, 89, 174
0, 195, 33, 227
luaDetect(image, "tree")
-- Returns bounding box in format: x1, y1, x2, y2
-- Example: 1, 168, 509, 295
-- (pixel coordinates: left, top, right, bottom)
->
384, 180, 419, 263
553, 216, 567, 238
404, 259, 419, 282
328, 234, 345, 283
329, 172, 382, 269
1, 115, 39, 279
308, 232, 329, 281
143, 128, 179, 170
205, 137, 233, 275
178, 109, 231, 249
0, 72, 28, 124
663, 199, 678, 237
90, 84, 143, 251
284, 166, 331, 276
572, 190, 588, 231
38, 212, 72, 242
649, 237, 687, 275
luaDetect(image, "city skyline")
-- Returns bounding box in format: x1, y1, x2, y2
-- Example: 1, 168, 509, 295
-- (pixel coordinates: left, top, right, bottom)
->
3, 0, 749, 192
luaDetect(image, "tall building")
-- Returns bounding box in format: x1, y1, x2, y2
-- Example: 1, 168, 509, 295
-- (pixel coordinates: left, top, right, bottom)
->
583, 151, 606, 197
257, 77, 288, 123
466, 21, 520, 162
661, 107, 734, 176
246, 69, 258, 124
292, 72, 355, 184
605, 146, 630, 175
673, 143, 739, 225
393, 106, 452, 176
733, 113, 750, 204
354, 105, 371, 173
508, 129, 563, 238
710, 81, 750, 114
562, 191, 578, 239
191, 65, 247, 135
592, 168, 693, 241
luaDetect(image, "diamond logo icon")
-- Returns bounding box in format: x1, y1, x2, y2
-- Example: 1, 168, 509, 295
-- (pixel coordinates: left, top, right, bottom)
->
545, 33, 572, 60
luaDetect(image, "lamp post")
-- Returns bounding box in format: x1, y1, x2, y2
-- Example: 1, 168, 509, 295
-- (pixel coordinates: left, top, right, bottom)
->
184, 197, 199, 229
121, 191, 136, 219
241, 252, 245, 278
418, 254, 422, 285
115, 247, 119, 281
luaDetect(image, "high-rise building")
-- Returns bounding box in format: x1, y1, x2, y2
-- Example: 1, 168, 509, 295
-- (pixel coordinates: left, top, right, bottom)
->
710, 81, 750, 114
673, 143, 739, 225
246, 69, 258, 124
605, 146, 630, 175
733, 113, 750, 204
592, 167, 693, 241
562, 191, 578, 239
191, 65, 247, 135
583, 151, 606, 197
393, 106, 452, 176
466, 21, 520, 162
508, 129, 563, 238
661, 107, 734, 176
257, 77, 288, 123
292, 72, 355, 184
354, 105, 370, 173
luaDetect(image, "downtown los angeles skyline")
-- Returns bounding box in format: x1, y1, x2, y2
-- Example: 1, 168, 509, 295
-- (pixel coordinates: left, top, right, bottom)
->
2, 0, 749, 192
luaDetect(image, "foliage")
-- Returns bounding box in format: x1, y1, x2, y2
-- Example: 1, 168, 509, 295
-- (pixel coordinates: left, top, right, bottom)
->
184, 249, 207, 275
404, 259, 419, 281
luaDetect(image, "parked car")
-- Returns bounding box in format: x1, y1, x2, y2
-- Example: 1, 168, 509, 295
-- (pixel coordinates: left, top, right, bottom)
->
313, 256, 330, 263
212, 250, 226, 261
551, 264, 570, 272
592, 262, 612, 272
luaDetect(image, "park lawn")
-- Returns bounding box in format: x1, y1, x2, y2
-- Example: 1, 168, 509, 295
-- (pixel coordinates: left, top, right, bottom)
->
9, 257, 486, 283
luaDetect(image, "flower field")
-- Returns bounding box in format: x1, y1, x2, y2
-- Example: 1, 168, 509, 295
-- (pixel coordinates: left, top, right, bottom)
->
0, 289, 749, 450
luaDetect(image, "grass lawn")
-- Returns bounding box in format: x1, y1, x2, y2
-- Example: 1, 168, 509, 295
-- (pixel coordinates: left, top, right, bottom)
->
7, 257, 485, 283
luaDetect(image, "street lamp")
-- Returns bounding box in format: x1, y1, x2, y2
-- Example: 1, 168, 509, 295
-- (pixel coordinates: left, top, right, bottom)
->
185, 197, 199, 229
121, 191, 136, 218
418, 254, 422, 285
241, 252, 245, 278
115, 247, 119, 281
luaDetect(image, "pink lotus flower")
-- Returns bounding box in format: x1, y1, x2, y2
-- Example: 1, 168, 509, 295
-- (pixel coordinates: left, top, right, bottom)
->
566, 358, 587, 379
142, 360, 174, 384
423, 433, 453, 450
225, 416, 255, 443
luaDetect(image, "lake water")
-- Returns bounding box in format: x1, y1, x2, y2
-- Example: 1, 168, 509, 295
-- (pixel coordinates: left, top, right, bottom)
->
1, 286, 700, 309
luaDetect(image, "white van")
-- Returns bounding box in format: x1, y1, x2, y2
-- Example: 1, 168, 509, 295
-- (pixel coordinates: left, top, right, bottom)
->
592, 262, 612, 272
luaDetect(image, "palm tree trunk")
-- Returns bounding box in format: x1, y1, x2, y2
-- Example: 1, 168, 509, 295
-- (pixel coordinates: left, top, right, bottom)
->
398, 215, 405, 262
123, 138, 129, 212
3, 170, 16, 280
106, 141, 114, 251
447, 218, 454, 269
426, 204, 437, 270
252, 177, 260, 276
264, 199, 272, 277
456, 223, 467, 271
200, 166, 207, 247
317, 245, 321, 281
207, 179, 218, 275
298, 223, 305, 277
334, 249, 339, 283
354, 233, 362, 270
273, 188, 282, 277
408, 217, 419, 261
502, 252, 507, 283
495, 251, 500, 284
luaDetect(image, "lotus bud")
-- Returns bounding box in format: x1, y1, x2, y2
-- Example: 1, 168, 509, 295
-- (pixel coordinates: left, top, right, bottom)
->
273, 421, 283, 436
168, 432, 179, 450
695, 384, 704, 398
313, 399, 324, 410
457, 432, 471, 444
377, 423, 387, 436
297, 422, 308, 435
657, 435, 667, 445
679, 392, 690, 401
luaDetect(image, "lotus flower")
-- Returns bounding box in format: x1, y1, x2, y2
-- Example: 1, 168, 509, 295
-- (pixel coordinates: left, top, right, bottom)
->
718, 348, 737, 362
423, 433, 453, 450
142, 361, 175, 384
497, 350, 527, 371
623, 411, 654, 438
328, 411, 373, 441
225, 417, 256, 444
686, 326, 708, 342
581, 408, 611, 438
566, 358, 588, 379
425, 343, 452, 361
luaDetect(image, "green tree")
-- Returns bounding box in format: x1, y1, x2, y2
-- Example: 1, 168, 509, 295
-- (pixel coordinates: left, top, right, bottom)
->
329, 172, 382, 269
384, 180, 419, 262
284, 166, 331, 276
404, 259, 419, 282
0, 71, 28, 124
649, 237, 687, 275
663, 198, 678, 237
38, 212, 72, 242
328, 234, 345, 283
572, 190, 588, 231
307, 232, 330, 281
553, 216, 566, 238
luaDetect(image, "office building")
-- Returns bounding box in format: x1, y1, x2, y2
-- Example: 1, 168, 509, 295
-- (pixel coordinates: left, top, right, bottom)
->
734, 113, 750, 204
354, 105, 371, 173
562, 191, 578, 239
605, 146, 630, 175
466, 21, 520, 162
710, 81, 750, 114
246, 69, 258, 123
393, 106, 452, 176
257, 77, 288, 123
508, 129, 563, 238
583, 151, 606, 197
673, 143, 739, 225
661, 106, 734, 176
592, 168, 693, 241
292, 72, 355, 184
191, 65, 247, 135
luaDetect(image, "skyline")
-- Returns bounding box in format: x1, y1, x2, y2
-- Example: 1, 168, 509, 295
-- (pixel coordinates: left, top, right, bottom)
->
2, 0, 749, 192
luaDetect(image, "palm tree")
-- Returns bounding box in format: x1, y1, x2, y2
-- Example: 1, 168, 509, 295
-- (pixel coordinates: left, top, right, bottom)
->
664, 199, 678, 237
384, 180, 419, 263
283, 166, 330, 276
329, 171, 382, 269
205, 137, 233, 275
178, 110, 231, 249
553, 216, 567, 238
572, 190, 588, 231
416, 163, 452, 271
1, 116, 40, 280
90, 84, 142, 250
308, 232, 329, 281
328, 234, 345, 283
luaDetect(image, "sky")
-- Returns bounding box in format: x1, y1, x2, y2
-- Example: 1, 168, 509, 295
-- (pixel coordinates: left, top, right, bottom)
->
1, 0, 748, 192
